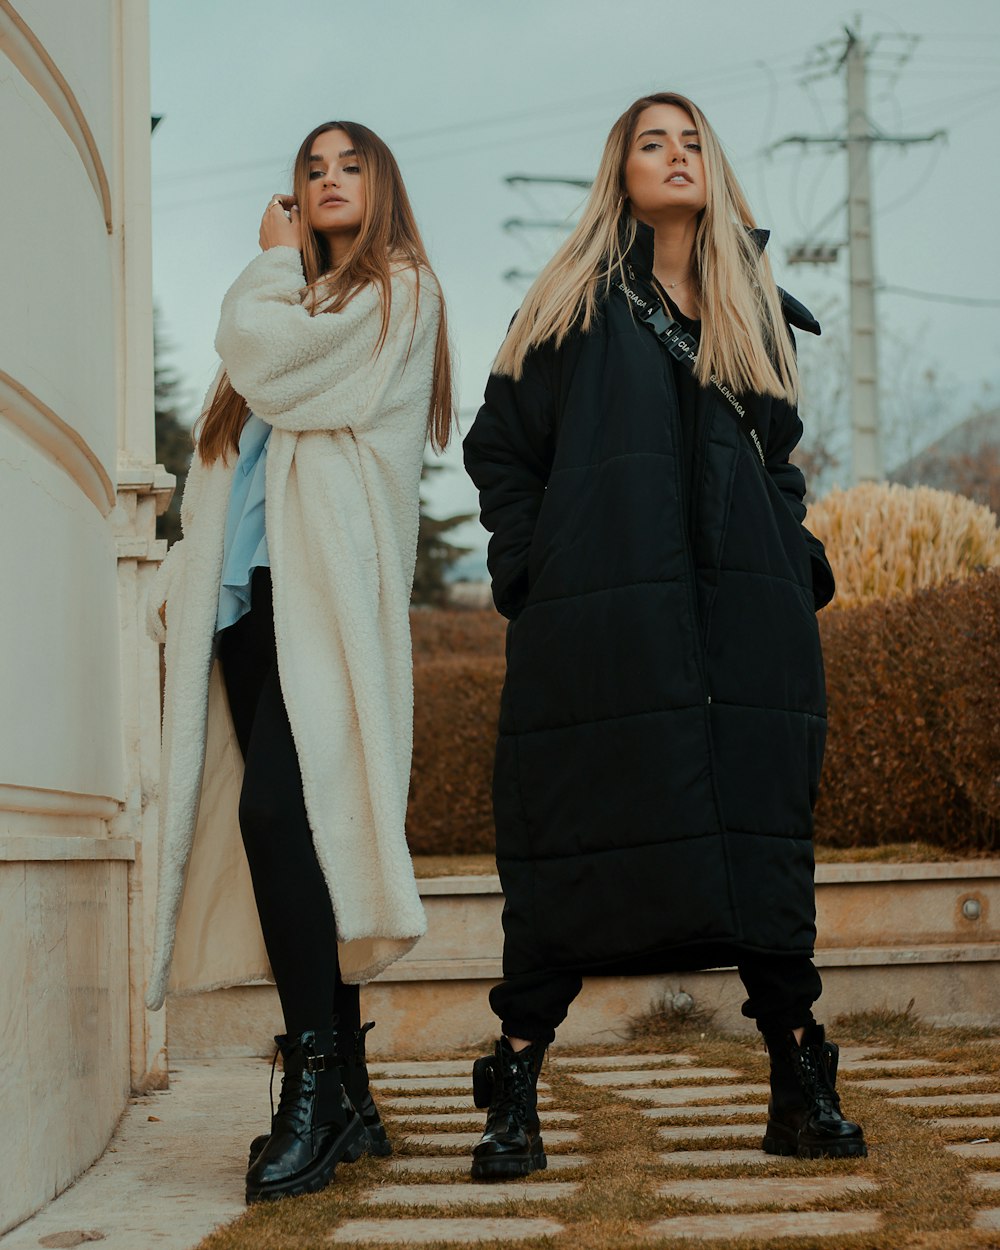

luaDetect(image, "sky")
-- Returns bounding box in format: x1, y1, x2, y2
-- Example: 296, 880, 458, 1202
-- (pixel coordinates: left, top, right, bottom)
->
150, 0, 1000, 573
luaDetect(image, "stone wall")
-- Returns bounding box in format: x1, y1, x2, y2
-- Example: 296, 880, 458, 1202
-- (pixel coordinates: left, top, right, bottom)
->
0, 0, 167, 1234
168, 861, 1000, 1059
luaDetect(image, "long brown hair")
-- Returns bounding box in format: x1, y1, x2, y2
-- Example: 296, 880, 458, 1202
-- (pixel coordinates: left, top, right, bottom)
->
494, 92, 798, 403
198, 120, 454, 463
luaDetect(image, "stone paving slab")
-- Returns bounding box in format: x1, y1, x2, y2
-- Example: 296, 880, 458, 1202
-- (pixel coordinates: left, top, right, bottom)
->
642, 1104, 769, 1121
403, 1129, 579, 1150
386, 1154, 587, 1175
370, 1060, 473, 1077
642, 1210, 881, 1240
836, 1046, 891, 1061
894, 1092, 1000, 1109
574, 1067, 740, 1087
549, 1053, 695, 1069
838, 1057, 951, 1072
855, 1074, 994, 1092
972, 1173, 1000, 1191
372, 1076, 550, 1092
659, 1149, 797, 1169
380, 1094, 553, 1111
947, 1141, 1000, 1158
657, 1176, 878, 1208
617, 1083, 770, 1105
927, 1115, 1000, 1132
365, 1181, 580, 1206
330, 1216, 565, 1244
974, 1209, 1000, 1231
392, 1109, 578, 1127
658, 1123, 763, 1142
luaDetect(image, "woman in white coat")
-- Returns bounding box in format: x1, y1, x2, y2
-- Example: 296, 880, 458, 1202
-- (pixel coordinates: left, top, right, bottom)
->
146, 120, 453, 1204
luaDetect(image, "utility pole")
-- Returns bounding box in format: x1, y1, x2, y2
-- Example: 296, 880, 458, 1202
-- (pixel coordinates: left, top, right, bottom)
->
773, 26, 944, 484
844, 30, 880, 483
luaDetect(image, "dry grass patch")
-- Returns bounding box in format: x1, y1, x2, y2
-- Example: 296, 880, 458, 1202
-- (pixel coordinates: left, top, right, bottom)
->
194, 1022, 1000, 1250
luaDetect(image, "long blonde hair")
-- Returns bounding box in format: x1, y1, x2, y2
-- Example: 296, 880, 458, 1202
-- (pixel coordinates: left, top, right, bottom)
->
198, 120, 454, 463
494, 92, 798, 403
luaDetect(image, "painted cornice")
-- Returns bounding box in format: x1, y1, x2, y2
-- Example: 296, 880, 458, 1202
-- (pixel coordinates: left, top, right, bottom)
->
0, 0, 113, 233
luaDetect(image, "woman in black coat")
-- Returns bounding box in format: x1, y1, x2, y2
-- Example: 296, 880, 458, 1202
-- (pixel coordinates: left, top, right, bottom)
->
463, 92, 866, 1179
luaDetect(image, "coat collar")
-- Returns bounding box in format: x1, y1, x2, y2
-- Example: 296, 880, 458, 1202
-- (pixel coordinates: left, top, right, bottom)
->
622, 217, 771, 272
619, 217, 819, 335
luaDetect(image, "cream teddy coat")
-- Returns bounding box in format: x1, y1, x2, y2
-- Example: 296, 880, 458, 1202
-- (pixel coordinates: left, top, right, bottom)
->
144, 247, 439, 1011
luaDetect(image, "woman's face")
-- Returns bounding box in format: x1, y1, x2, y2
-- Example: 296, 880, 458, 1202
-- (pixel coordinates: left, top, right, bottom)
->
306, 128, 366, 244
623, 103, 707, 223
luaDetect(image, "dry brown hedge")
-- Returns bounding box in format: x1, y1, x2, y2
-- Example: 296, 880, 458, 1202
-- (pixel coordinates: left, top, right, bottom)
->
406, 654, 504, 854
815, 568, 1000, 850
405, 575, 1000, 855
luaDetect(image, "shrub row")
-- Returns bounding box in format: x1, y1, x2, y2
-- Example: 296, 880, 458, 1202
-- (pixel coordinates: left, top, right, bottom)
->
815, 568, 1000, 850
405, 572, 1000, 855
807, 482, 1000, 610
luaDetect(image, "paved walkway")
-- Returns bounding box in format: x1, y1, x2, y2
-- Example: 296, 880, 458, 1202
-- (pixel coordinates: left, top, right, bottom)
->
3, 1045, 999, 1247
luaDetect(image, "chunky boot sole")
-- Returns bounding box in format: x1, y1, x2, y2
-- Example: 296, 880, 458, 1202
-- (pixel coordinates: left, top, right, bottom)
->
245, 1116, 369, 1204
364, 1120, 393, 1157
798, 1136, 868, 1159
764, 1120, 867, 1159
762, 1121, 799, 1157
470, 1137, 546, 1181
249, 1117, 390, 1169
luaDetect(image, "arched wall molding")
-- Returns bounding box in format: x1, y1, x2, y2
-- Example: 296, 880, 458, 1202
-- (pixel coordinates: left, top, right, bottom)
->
0, 370, 116, 515
0, 1, 113, 234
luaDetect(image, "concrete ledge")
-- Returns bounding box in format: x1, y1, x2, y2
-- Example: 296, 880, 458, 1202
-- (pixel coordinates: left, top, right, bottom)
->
0, 834, 136, 861
167, 862, 1000, 1058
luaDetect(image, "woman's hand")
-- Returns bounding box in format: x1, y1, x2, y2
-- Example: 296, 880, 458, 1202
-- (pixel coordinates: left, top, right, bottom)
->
259, 195, 301, 252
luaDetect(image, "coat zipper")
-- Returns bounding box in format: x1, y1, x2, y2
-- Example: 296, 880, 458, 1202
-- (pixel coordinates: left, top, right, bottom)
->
665, 336, 728, 834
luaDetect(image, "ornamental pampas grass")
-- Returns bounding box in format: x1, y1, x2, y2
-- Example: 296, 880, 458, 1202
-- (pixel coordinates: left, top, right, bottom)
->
808, 482, 1000, 609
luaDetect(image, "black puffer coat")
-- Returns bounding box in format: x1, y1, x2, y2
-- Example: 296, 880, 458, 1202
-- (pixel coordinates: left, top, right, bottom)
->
463, 221, 835, 979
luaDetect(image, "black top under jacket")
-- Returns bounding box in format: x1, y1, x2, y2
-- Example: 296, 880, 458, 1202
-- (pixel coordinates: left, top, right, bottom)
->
463, 219, 835, 980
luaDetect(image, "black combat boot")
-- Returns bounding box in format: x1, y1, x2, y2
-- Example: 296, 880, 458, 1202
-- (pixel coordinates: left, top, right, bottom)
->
470, 1037, 547, 1181
762, 1022, 868, 1159
343, 1020, 392, 1155
248, 1021, 390, 1167
244, 1028, 370, 1204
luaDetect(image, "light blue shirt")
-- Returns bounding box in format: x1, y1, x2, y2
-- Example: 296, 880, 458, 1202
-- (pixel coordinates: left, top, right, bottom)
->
216, 413, 271, 632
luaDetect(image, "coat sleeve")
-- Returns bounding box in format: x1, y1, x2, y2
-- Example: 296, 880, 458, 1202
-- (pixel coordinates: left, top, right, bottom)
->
463, 345, 555, 620
215, 249, 429, 435
766, 396, 836, 611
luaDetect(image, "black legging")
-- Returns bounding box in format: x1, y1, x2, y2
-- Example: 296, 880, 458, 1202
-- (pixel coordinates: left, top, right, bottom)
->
217, 566, 360, 1039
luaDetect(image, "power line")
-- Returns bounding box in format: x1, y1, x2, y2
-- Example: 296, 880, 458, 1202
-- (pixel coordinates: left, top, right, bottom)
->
878, 285, 1000, 309
153, 56, 808, 192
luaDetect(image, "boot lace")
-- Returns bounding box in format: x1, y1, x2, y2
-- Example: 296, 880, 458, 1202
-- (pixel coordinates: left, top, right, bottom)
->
795, 1042, 843, 1119
268, 1045, 311, 1137
488, 1049, 539, 1131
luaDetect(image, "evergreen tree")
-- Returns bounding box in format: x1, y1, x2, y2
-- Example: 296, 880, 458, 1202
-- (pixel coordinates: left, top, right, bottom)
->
412, 460, 474, 605
154, 309, 192, 546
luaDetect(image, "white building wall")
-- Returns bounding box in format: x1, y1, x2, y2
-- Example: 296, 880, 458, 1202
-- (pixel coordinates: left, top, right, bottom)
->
0, 0, 168, 1234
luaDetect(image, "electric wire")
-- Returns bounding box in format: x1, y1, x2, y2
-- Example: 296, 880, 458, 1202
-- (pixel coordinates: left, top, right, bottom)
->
154, 56, 806, 192
878, 285, 1000, 308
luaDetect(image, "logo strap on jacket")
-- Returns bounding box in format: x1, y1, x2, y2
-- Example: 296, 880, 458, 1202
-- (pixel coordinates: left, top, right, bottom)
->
613, 276, 767, 467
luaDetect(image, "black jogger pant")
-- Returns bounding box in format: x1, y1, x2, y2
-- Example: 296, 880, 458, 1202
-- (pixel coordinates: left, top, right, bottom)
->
217, 566, 360, 1039
490, 953, 822, 1046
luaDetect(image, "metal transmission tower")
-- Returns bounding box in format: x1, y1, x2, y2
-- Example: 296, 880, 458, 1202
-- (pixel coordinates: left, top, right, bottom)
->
501, 174, 592, 284
772, 27, 944, 483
